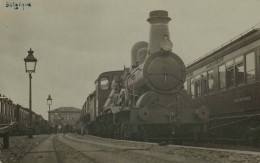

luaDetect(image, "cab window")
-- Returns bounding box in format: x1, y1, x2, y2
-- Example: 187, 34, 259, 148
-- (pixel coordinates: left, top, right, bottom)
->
100, 77, 109, 90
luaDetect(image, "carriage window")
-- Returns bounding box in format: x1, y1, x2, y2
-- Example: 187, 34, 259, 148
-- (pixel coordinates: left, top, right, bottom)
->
246, 52, 255, 83
190, 77, 195, 98
195, 81, 201, 97
226, 67, 235, 88
6, 106, 8, 115
195, 75, 200, 80
201, 78, 207, 95
201, 72, 207, 78
226, 60, 234, 67
219, 64, 226, 89
235, 55, 243, 63
100, 77, 109, 90
207, 69, 214, 92
3, 104, 5, 115
235, 63, 244, 85
95, 82, 99, 114
0, 102, 2, 114
184, 81, 187, 91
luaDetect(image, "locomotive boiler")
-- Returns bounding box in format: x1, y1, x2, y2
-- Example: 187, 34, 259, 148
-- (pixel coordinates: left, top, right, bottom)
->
81, 10, 208, 141
127, 11, 185, 95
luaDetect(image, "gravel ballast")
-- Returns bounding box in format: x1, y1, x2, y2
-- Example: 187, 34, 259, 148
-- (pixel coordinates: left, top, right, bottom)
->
0, 135, 50, 163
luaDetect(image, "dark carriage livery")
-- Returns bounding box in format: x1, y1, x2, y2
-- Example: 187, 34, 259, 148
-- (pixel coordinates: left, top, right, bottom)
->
185, 27, 260, 143
0, 94, 49, 135
80, 10, 208, 141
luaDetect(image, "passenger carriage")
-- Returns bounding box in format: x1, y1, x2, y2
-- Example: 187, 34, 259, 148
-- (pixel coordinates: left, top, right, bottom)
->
185, 27, 260, 143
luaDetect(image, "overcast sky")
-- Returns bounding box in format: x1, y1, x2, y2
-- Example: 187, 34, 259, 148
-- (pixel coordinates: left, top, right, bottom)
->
0, 0, 260, 120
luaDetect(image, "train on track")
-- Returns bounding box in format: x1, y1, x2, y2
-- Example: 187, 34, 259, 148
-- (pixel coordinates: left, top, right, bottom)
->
0, 94, 49, 135
79, 10, 208, 141
185, 27, 260, 145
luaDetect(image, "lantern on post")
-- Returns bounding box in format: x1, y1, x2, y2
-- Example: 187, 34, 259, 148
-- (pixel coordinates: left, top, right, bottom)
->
47, 94, 52, 123
24, 48, 37, 138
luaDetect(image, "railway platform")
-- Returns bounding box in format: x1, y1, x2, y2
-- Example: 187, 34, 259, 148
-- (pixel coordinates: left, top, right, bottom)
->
2, 133, 259, 163
0, 135, 50, 163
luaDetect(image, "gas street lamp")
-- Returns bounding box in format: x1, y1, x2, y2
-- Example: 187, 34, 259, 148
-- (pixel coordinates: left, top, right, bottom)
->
24, 48, 37, 138
47, 94, 52, 124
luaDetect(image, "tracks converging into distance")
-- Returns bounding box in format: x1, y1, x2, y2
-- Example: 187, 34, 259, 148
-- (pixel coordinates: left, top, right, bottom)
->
19, 133, 260, 163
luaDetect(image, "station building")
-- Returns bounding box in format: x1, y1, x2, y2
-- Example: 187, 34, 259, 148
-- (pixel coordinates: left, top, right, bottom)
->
49, 107, 81, 130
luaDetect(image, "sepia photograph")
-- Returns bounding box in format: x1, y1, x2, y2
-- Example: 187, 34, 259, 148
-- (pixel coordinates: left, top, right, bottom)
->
0, 0, 260, 162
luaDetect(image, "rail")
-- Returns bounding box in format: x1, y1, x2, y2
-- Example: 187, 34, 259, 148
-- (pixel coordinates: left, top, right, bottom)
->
186, 23, 260, 67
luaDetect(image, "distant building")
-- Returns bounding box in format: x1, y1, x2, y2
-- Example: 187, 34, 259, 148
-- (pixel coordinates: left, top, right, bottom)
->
49, 107, 80, 130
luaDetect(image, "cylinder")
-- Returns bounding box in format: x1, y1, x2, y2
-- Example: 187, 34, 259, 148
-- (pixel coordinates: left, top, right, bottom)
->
147, 10, 171, 53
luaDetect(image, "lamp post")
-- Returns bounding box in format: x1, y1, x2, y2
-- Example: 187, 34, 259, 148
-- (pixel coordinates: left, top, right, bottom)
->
24, 48, 37, 138
47, 94, 52, 124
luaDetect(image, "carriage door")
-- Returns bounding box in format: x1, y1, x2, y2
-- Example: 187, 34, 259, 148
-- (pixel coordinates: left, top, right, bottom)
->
195, 80, 201, 99
200, 72, 207, 106
201, 74, 207, 105
194, 77, 201, 108
194, 72, 207, 106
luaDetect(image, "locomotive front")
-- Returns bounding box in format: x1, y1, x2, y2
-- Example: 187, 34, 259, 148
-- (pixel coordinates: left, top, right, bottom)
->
127, 10, 186, 95
124, 10, 208, 138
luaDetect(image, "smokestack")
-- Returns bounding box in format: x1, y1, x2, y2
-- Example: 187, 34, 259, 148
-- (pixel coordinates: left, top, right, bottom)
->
147, 10, 172, 53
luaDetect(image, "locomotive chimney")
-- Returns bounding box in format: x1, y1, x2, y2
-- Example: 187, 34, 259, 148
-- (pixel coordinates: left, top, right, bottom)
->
147, 10, 172, 53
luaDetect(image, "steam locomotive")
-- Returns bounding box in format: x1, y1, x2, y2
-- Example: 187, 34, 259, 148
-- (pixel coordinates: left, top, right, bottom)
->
80, 10, 208, 140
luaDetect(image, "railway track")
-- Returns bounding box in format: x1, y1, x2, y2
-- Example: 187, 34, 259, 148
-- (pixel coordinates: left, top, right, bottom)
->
69, 134, 260, 163
146, 136, 260, 152
14, 133, 260, 163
